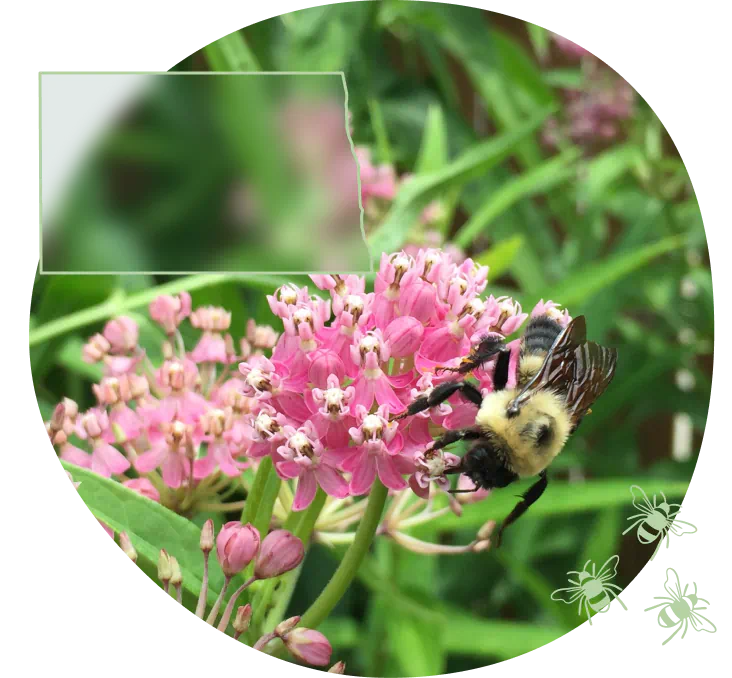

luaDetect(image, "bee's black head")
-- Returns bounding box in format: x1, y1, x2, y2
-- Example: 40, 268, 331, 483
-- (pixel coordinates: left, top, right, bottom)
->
462, 440, 518, 491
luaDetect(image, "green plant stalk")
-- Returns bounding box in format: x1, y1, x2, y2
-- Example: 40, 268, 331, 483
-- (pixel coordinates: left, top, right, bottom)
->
250, 489, 328, 638
299, 480, 388, 629
241, 456, 274, 525
271, 478, 389, 659
252, 468, 282, 538
28, 272, 292, 347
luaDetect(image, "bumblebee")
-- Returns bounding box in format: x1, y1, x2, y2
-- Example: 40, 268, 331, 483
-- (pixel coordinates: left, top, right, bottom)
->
397, 314, 617, 546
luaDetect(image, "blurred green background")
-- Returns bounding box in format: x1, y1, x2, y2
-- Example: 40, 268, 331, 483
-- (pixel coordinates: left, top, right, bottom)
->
31, 2, 711, 675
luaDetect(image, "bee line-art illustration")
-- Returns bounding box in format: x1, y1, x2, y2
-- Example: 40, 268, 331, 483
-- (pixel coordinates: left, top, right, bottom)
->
550, 554, 627, 625
622, 485, 697, 560
395, 313, 617, 546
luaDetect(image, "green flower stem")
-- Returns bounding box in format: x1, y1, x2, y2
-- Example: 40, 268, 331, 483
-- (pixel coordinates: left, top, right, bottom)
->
252, 467, 282, 538
241, 456, 274, 526
28, 272, 292, 347
299, 480, 389, 629
250, 489, 328, 639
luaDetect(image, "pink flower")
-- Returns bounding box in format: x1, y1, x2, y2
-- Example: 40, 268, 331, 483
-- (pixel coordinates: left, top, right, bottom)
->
193, 408, 246, 479
309, 374, 355, 448
356, 146, 398, 202
408, 448, 462, 499
245, 404, 290, 458
103, 316, 139, 353
531, 299, 572, 327
149, 292, 191, 335
75, 409, 130, 477
123, 478, 160, 502
348, 329, 406, 413
216, 522, 260, 576
82, 333, 110, 364
343, 406, 410, 494
190, 332, 229, 363
190, 306, 231, 333
276, 423, 349, 511
134, 419, 193, 488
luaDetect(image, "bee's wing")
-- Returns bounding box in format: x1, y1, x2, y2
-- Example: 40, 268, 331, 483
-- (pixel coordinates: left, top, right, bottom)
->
667, 519, 698, 537
508, 316, 618, 428
630, 485, 653, 513
689, 611, 717, 634
664, 568, 683, 600
550, 585, 582, 603
597, 554, 620, 580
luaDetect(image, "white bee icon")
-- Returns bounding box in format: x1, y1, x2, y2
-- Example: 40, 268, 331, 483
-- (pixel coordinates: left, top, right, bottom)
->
622, 485, 697, 559
551, 555, 627, 624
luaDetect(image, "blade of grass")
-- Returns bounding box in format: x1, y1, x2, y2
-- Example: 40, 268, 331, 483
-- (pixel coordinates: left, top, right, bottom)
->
454, 148, 580, 248
368, 106, 553, 254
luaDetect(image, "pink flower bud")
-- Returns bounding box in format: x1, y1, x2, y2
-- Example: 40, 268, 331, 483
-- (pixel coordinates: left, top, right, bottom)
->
216, 522, 260, 576
103, 316, 139, 353
254, 530, 305, 579
283, 627, 333, 666
308, 350, 345, 388
82, 333, 110, 363
399, 279, 436, 323
383, 316, 424, 358
328, 662, 346, 674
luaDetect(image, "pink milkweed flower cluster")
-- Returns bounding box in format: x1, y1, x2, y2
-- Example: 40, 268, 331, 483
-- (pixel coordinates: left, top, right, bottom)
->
50, 250, 571, 516
542, 34, 635, 152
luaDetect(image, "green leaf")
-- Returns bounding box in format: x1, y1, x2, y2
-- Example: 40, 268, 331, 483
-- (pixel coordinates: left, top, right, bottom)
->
474, 235, 525, 279
368, 107, 553, 253
543, 68, 584, 90
581, 144, 644, 204
61, 462, 225, 604
204, 30, 260, 71
28, 272, 296, 348
538, 234, 688, 307
494, 550, 578, 630
526, 22, 551, 63
387, 611, 445, 677
442, 608, 564, 659
368, 98, 394, 166
455, 148, 580, 248
435, 478, 689, 530
414, 104, 448, 174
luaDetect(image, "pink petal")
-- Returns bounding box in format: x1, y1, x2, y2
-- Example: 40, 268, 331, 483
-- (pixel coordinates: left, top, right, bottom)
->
276, 460, 302, 480
94, 442, 130, 476
134, 445, 167, 473
349, 453, 377, 495
293, 470, 317, 511
162, 454, 187, 489
60, 444, 92, 469
350, 376, 375, 413
193, 454, 217, 480
315, 465, 350, 499
376, 455, 408, 491
409, 474, 430, 499
373, 376, 405, 413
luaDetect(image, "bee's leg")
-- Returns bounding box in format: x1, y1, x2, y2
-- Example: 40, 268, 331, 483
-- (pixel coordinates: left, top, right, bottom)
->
437, 335, 509, 377
430, 428, 482, 452
392, 380, 482, 421
495, 470, 548, 547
